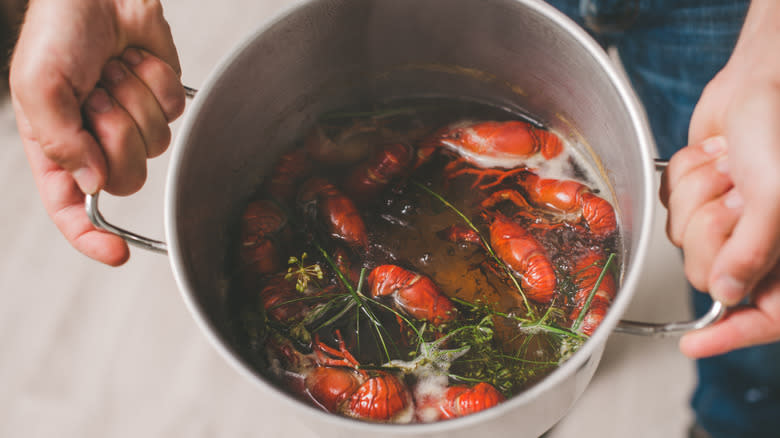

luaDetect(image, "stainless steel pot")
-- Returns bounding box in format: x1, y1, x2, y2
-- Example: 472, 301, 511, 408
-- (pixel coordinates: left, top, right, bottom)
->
86, 0, 724, 436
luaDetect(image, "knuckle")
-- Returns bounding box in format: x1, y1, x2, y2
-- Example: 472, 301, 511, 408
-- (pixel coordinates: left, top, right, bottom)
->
668, 147, 691, 168
134, 59, 185, 120
39, 137, 77, 168
666, 148, 696, 184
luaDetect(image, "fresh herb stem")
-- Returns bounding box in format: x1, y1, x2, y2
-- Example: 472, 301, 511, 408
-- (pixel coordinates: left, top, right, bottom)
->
412, 181, 537, 318
520, 321, 585, 340
373, 323, 392, 363
269, 292, 346, 310
460, 354, 558, 366
357, 268, 393, 362
315, 244, 393, 361
448, 374, 486, 384
316, 244, 376, 324
516, 334, 535, 359
572, 253, 616, 332
368, 298, 424, 342
451, 296, 584, 341
312, 298, 356, 332
355, 305, 361, 356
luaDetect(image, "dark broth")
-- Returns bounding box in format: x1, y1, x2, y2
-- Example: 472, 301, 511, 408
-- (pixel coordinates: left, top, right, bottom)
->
228, 97, 620, 423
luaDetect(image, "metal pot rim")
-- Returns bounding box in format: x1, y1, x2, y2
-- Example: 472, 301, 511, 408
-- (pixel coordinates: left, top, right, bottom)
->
163, 0, 656, 433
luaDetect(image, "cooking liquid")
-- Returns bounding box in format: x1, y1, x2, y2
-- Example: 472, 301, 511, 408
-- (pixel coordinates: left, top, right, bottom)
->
228, 97, 620, 422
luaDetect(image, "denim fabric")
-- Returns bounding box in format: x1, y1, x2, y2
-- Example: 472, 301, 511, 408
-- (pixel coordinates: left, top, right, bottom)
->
543, 1, 780, 437
546, 0, 747, 158
692, 292, 780, 438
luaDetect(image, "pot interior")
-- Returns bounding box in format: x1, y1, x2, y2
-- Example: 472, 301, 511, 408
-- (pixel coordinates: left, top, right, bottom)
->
168, 0, 653, 435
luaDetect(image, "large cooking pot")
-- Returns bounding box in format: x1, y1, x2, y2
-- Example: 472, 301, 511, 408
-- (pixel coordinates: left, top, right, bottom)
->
86, 0, 724, 436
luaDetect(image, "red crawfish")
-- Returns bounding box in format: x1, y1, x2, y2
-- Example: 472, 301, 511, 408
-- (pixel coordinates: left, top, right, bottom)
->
436, 224, 482, 247
568, 249, 617, 336
238, 199, 292, 276
518, 172, 617, 238
342, 142, 413, 203
268, 330, 414, 422
298, 177, 369, 249
488, 214, 556, 304
417, 120, 564, 169
258, 275, 308, 322
415, 382, 505, 421
367, 265, 458, 325
263, 148, 313, 205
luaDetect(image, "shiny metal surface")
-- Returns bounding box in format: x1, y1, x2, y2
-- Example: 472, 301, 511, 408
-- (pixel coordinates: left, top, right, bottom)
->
140, 0, 656, 436
617, 300, 725, 336
183, 85, 198, 99
85, 193, 168, 254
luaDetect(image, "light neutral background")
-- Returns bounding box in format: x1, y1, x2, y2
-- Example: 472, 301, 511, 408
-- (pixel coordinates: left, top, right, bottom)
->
0, 1, 698, 437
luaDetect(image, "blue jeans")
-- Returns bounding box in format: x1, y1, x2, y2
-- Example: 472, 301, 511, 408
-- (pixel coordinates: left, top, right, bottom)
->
543, 1, 780, 437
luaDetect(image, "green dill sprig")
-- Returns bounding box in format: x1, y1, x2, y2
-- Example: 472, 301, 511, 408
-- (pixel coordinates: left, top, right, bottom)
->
284, 252, 324, 293
450, 297, 583, 341
443, 315, 559, 395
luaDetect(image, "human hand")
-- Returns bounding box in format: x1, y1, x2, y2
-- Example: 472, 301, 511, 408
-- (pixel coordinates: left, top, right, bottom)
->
659, 0, 780, 358
10, 0, 185, 266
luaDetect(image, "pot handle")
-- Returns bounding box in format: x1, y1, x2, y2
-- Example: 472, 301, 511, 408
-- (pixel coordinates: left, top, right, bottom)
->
84, 85, 200, 255
86, 192, 167, 254
615, 158, 726, 336
616, 301, 725, 336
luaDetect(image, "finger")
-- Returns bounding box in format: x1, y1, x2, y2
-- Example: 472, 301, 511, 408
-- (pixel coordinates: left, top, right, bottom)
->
680, 268, 780, 358
121, 48, 185, 125
117, 1, 181, 76
681, 189, 742, 291
100, 58, 171, 158
84, 87, 148, 196
708, 93, 780, 305
659, 136, 727, 207
10, 68, 108, 195
22, 129, 129, 266
709, 202, 780, 305
666, 155, 733, 246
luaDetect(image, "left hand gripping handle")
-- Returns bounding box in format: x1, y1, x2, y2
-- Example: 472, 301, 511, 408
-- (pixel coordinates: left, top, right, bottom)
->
83, 85, 199, 255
